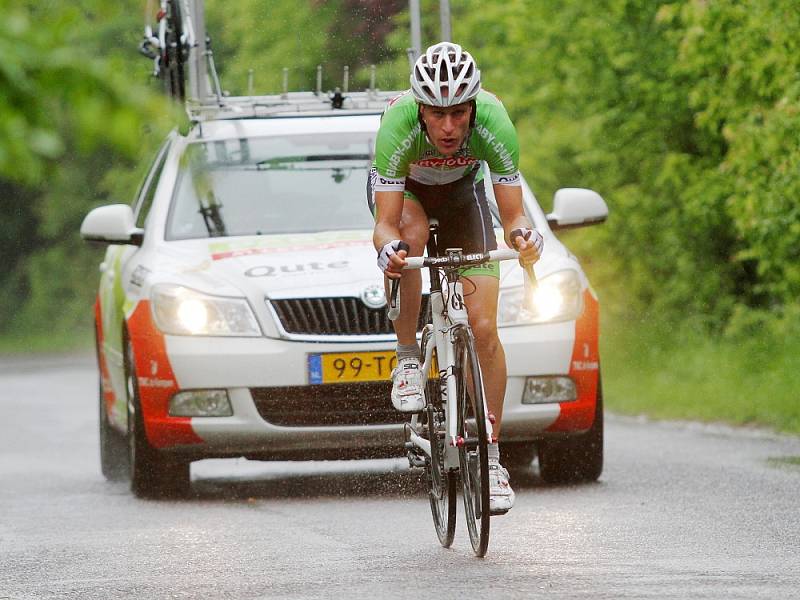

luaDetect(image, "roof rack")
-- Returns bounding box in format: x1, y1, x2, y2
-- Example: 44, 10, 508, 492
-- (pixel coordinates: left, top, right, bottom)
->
186, 88, 403, 122
138, 2, 410, 122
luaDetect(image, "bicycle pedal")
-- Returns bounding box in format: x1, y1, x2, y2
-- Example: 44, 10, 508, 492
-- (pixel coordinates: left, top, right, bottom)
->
406, 451, 426, 469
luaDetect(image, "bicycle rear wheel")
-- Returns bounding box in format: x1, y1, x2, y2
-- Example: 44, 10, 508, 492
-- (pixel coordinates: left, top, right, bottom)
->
162, 0, 186, 101
422, 333, 456, 547
454, 325, 491, 557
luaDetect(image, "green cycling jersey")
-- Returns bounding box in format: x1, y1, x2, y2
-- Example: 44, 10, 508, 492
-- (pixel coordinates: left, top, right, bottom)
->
372, 89, 521, 191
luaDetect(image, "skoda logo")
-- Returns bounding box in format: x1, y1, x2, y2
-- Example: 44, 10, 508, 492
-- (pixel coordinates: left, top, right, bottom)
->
360, 284, 386, 309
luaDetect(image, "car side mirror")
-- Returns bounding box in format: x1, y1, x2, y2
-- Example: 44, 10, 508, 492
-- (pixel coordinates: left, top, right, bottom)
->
80, 204, 144, 246
546, 188, 608, 231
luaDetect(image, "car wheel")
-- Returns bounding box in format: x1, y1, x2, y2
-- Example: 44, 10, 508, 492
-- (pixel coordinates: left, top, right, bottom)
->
98, 376, 129, 481
125, 337, 190, 498
538, 373, 604, 484
500, 442, 536, 474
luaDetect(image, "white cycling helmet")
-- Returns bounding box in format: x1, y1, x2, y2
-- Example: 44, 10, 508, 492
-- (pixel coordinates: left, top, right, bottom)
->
410, 42, 481, 107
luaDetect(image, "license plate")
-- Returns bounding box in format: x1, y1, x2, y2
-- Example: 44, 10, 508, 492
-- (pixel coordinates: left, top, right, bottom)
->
308, 351, 436, 384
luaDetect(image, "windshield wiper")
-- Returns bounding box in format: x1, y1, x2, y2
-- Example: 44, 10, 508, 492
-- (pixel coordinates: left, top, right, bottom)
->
255, 153, 371, 169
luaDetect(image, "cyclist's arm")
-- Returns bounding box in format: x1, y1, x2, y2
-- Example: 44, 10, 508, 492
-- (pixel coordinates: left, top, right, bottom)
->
494, 184, 532, 246
373, 190, 405, 251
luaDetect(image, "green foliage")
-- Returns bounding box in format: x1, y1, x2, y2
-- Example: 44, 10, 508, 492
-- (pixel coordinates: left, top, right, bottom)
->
1, 0, 798, 434
206, 0, 334, 94
0, 0, 167, 183
206, 0, 403, 95
0, 0, 175, 339
669, 0, 800, 307
443, 0, 800, 332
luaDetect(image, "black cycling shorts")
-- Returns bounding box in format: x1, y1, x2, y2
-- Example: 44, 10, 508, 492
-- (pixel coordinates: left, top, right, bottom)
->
366, 165, 498, 259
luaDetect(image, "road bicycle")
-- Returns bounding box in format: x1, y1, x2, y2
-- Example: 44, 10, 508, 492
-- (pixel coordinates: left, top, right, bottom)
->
388, 221, 533, 557
139, 0, 196, 101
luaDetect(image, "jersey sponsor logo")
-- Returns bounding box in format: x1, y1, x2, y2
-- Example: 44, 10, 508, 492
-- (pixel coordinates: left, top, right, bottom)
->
415, 156, 477, 168
378, 176, 404, 186
474, 124, 516, 172
494, 172, 520, 185
386, 122, 422, 178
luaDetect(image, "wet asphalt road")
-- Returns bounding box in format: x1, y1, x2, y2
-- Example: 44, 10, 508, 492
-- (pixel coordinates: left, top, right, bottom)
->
0, 354, 799, 599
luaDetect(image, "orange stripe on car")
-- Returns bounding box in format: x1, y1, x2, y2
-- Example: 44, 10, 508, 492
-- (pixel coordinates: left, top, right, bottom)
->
546, 289, 600, 432
127, 300, 204, 448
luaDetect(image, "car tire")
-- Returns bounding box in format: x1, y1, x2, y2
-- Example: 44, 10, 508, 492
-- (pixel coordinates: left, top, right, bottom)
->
500, 442, 536, 473
538, 373, 604, 484
125, 336, 190, 499
98, 376, 129, 481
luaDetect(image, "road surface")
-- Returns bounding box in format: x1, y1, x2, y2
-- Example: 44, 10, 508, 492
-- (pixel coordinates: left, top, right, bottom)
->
1, 354, 798, 599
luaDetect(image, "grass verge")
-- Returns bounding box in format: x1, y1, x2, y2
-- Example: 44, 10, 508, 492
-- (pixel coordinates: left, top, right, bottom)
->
601, 317, 800, 435
0, 328, 93, 356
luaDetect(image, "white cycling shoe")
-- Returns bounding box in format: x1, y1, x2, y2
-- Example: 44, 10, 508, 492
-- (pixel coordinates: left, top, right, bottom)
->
488, 461, 515, 515
390, 357, 425, 412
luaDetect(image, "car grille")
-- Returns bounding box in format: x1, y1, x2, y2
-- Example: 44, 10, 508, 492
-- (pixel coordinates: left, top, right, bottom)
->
270, 295, 430, 336
250, 382, 407, 427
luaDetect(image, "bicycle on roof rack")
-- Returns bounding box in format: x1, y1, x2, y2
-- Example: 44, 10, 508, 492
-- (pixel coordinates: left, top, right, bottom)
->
139, 0, 196, 101
137, 1, 395, 121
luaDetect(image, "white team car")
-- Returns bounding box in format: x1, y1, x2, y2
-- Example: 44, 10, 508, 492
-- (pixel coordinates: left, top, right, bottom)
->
81, 91, 608, 497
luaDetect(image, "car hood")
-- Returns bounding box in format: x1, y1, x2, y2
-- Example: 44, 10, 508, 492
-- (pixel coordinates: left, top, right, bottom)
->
149, 229, 576, 299
150, 230, 381, 298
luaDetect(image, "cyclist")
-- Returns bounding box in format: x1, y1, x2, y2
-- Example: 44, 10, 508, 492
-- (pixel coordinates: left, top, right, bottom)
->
367, 42, 543, 513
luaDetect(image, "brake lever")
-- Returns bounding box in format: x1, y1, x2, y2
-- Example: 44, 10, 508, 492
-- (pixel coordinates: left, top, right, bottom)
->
388, 279, 401, 321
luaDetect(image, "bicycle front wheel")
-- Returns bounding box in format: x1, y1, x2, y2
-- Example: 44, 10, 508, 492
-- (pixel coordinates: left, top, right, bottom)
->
422, 333, 456, 547
454, 325, 491, 557
426, 384, 456, 546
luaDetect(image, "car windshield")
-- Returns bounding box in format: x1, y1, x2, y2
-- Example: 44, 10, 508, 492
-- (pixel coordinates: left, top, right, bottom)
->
167, 133, 376, 239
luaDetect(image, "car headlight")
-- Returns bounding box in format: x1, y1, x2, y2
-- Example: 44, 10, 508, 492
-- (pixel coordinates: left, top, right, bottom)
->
151, 284, 261, 336
498, 269, 584, 326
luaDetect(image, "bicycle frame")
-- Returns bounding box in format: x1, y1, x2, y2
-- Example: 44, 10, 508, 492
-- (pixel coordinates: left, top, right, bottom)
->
407, 269, 465, 470
399, 232, 520, 471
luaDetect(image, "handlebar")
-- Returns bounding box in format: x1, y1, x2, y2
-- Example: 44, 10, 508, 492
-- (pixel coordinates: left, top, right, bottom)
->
387, 248, 537, 321
402, 248, 518, 270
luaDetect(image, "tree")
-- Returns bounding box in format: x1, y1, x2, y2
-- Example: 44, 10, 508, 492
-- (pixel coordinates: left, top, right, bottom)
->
0, 0, 173, 337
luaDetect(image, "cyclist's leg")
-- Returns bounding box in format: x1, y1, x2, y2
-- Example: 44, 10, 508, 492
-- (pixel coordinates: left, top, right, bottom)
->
386, 196, 429, 410
435, 169, 515, 513
462, 276, 505, 439
433, 169, 505, 434
463, 279, 515, 513
390, 192, 429, 345
367, 174, 430, 410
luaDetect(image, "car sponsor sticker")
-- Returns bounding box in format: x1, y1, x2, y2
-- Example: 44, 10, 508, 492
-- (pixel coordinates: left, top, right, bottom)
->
209, 231, 371, 261
130, 265, 151, 287
571, 360, 599, 371
245, 261, 349, 278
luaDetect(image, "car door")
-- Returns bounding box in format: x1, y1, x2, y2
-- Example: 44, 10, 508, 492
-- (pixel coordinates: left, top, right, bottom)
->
99, 138, 172, 424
